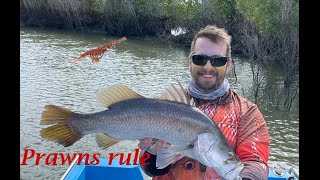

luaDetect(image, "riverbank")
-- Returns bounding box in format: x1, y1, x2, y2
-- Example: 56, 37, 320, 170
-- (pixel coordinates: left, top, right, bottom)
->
20, 22, 244, 56
20, 0, 298, 65
20, 0, 299, 110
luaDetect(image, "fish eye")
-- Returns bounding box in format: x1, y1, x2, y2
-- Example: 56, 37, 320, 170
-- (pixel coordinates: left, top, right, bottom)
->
184, 161, 195, 170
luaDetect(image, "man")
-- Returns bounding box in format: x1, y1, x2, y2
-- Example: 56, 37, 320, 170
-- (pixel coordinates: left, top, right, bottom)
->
138, 25, 270, 180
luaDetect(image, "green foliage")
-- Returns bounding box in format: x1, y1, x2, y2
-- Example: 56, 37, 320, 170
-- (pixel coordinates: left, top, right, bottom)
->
175, 1, 201, 23
160, 0, 177, 19
80, 0, 104, 13
133, 0, 163, 18
236, 0, 298, 37
168, 0, 237, 26
205, 0, 237, 23
21, 0, 298, 40
159, 0, 238, 29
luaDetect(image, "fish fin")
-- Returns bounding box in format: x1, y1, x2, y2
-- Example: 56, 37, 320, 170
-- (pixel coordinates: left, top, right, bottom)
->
156, 145, 190, 169
40, 105, 82, 147
97, 84, 144, 108
158, 83, 191, 105
40, 105, 73, 125
95, 133, 120, 149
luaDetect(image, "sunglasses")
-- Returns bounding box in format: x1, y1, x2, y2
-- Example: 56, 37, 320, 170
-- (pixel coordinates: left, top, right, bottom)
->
191, 54, 228, 67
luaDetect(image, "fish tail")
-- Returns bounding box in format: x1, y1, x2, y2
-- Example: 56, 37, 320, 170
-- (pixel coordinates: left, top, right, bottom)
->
40, 105, 82, 147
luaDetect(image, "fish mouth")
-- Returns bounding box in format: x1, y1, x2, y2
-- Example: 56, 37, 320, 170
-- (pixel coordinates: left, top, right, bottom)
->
222, 162, 244, 179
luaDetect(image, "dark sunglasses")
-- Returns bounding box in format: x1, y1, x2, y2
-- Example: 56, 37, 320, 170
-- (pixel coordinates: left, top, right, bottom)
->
191, 54, 228, 67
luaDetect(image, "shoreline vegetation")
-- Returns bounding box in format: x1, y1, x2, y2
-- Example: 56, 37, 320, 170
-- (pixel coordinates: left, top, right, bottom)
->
20, 0, 299, 110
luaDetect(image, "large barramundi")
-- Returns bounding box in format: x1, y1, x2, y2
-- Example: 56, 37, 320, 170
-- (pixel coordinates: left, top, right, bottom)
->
40, 84, 243, 179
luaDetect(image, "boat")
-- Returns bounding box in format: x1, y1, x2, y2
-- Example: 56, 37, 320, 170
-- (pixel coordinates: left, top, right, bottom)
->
61, 156, 299, 180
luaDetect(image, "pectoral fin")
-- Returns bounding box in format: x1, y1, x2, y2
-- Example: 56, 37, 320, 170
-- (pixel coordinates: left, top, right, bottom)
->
95, 133, 119, 149
156, 145, 193, 169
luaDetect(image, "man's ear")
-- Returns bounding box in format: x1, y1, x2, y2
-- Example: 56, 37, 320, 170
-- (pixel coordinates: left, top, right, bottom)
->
226, 58, 233, 74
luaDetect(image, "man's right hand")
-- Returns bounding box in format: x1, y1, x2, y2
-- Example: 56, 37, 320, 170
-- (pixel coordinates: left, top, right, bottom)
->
138, 138, 168, 155
138, 138, 173, 176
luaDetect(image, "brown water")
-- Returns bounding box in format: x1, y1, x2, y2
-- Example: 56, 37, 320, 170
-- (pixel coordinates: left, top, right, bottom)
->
20, 27, 299, 179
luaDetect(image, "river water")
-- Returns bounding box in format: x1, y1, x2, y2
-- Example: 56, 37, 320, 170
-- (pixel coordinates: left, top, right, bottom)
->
20, 27, 299, 179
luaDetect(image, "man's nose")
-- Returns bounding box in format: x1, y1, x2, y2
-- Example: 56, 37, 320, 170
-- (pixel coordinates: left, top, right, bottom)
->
203, 60, 214, 70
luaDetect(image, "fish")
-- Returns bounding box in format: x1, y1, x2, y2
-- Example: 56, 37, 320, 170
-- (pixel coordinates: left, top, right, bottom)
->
40, 84, 244, 180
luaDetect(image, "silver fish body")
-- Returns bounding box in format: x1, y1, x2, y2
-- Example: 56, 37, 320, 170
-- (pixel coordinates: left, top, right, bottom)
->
40, 84, 243, 179
71, 98, 216, 147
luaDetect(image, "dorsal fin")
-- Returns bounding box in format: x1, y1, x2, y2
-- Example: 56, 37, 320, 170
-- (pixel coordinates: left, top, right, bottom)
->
157, 83, 192, 105
97, 84, 144, 108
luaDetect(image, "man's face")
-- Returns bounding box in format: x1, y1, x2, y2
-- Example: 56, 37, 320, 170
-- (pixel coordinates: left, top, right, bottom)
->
189, 37, 230, 92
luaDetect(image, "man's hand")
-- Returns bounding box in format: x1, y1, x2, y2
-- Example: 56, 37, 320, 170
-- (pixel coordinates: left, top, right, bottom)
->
138, 138, 168, 155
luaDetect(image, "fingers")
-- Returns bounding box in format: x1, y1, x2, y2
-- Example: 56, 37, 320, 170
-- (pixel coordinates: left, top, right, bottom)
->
149, 140, 166, 154
138, 138, 168, 155
138, 138, 153, 150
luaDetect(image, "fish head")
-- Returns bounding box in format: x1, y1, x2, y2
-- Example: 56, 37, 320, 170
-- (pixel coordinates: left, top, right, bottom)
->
193, 133, 244, 179
193, 132, 219, 167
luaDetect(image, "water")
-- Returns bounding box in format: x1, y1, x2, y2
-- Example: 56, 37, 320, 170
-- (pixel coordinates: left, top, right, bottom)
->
20, 27, 299, 179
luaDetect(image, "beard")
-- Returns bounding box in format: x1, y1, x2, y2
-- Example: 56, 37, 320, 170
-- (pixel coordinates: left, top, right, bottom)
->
191, 70, 225, 93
